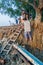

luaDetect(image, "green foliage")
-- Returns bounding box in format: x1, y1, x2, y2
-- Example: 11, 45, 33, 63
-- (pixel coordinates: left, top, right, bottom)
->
0, 0, 37, 19
28, 0, 39, 7
0, 3, 3, 8
35, 0, 39, 7
25, 3, 36, 19
28, 0, 34, 4
7, 8, 15, 17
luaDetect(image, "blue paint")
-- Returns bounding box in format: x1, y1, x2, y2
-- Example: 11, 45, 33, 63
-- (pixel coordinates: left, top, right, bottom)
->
16, 19, 18, 24
18, 46, 43, 65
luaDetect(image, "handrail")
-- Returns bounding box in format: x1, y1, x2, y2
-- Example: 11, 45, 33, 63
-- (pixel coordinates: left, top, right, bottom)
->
13, 44, 43, 65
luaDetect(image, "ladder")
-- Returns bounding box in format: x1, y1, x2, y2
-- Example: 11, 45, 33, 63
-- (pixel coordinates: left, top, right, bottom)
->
0, 24, 23, 58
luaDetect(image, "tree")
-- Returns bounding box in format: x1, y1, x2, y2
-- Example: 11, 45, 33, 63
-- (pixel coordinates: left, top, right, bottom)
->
0, 0, 39, 18
40, 8, 43, 22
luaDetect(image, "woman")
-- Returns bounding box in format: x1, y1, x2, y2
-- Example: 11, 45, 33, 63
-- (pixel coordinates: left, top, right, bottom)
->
23, 13, 32, 43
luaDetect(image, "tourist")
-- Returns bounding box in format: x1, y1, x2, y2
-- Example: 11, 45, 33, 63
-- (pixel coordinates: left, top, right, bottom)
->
19, 10, 26, 30
23, 13, 32, 43
18, 17, 21, 24
20, 10, 32, 43
0, 58, 4, 65
20, 10, 25, 23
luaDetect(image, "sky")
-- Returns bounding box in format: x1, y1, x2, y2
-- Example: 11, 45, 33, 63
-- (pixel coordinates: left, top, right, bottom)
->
0, 0, 19, 26
0, 13, 16, 26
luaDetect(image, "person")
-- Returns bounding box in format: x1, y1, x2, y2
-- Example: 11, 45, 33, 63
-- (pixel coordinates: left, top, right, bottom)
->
20, 10, 25, 23
23, 13, 32, 43
16, 18, 18, 24
0, 58, 4, 65
18, 17, 21, 24
20, 11, 26, 30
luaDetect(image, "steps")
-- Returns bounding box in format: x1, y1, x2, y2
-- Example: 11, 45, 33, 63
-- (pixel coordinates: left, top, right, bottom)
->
0, 24, 23, 58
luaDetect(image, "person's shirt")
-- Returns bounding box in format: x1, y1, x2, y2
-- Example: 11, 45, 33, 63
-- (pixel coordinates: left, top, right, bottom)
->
21, 15, 23, 19
16, 19, 18, 24
20, 15, 24, 24
24, 20, 31, 32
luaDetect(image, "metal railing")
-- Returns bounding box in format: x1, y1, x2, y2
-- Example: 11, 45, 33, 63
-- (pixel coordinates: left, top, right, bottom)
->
13, 44, 43, 65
